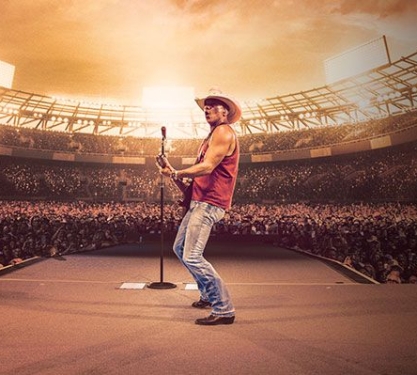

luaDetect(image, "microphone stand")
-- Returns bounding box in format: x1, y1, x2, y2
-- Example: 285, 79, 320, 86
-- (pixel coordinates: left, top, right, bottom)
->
148, 130, 176, 289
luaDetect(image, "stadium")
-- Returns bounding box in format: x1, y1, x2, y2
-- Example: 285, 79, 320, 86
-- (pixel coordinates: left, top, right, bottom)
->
1, 3, 417, 374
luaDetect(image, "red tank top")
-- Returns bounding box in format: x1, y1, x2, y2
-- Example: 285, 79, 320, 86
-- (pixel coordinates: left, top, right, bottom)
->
191, 125, 239, 210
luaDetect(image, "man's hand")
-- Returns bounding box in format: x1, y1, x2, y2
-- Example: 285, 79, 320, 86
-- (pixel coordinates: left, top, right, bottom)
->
156, 154, 174, 178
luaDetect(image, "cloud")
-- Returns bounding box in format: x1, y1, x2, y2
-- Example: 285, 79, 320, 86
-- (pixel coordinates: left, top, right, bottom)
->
1, 0, 416, 102
338, 0, 417, 18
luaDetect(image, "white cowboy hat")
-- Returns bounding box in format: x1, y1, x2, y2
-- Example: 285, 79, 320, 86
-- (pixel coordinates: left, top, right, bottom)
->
195, 89, 242, 124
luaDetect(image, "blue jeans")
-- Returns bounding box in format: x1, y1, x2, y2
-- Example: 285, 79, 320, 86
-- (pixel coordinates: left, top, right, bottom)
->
173, 200, 235, 317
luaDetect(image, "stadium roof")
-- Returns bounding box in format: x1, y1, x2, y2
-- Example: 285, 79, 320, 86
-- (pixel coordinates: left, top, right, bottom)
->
1, 50, 416, 139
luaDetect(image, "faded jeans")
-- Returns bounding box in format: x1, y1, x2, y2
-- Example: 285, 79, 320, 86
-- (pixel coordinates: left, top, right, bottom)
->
173, 200, 235, 317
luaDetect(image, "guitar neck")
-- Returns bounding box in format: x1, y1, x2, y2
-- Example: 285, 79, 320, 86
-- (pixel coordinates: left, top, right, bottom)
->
172, 178, 189, 194
156, 153, 192, 194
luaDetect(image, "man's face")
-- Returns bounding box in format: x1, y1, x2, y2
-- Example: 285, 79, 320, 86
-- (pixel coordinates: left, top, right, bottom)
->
204, 99, 228, 125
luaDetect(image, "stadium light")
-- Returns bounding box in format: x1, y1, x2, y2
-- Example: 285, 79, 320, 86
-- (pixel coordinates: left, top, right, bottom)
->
324, 36, 390, 84
0, 60, 15, 88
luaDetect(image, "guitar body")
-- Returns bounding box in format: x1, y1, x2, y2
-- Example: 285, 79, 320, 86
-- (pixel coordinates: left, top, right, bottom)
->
180, 182, 193, 211
156, 154, 193, 212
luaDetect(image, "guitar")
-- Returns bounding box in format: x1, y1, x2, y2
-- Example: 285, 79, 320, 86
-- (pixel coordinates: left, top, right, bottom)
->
156, 154, 193, 211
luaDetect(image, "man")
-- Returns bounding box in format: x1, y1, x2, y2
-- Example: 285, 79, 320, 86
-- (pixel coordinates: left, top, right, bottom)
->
157, 90, 241, 325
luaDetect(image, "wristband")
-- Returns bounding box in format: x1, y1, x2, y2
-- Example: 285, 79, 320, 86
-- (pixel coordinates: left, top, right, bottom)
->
171, 170, 178, 180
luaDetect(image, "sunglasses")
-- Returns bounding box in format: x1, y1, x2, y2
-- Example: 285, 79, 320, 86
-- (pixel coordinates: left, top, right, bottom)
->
204, 99, 230, 110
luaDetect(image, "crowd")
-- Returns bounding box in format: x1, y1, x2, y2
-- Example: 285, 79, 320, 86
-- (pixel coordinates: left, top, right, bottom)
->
1, 113, 417, 284
235, 141, 417, 203
2, 140, 415, 203
219, 202, 417, 285
1, 110, 416, 156
0, 200, 151, 266
1, 200, 416, 284
239, 111, 417, 154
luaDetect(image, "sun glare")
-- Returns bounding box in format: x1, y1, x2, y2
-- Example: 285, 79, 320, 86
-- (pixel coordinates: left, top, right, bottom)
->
142, 86, 195, 109
140, 86, 205, 138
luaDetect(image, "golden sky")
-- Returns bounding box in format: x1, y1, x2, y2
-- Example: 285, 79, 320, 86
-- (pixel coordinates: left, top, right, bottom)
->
1, 0, 416, 104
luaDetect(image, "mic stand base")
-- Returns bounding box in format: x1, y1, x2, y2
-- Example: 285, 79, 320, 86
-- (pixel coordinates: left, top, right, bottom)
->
147, 282, 177, 289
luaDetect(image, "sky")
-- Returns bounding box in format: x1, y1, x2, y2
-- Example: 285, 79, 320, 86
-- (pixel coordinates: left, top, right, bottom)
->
1, 0, 417, 105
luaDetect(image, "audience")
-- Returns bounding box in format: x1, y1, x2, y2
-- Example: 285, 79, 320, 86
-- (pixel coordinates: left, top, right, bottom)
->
1, 141, 416, 203
1, 113, 417, 284
1, 200, 416, 284
1, 111, 416, 156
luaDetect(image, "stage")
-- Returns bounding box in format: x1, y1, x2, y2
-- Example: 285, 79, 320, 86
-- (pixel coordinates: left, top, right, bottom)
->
1, 238, 416, 375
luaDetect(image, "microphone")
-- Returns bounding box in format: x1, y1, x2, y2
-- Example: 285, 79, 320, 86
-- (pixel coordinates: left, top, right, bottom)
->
161, 126, 166, 140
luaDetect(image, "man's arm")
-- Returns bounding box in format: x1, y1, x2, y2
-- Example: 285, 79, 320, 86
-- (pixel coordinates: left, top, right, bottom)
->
177, 126, 234, 178
157, 126, 234, 179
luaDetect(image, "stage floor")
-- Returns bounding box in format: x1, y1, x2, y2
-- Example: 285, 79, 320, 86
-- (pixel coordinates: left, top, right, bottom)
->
1, 240, 416, 375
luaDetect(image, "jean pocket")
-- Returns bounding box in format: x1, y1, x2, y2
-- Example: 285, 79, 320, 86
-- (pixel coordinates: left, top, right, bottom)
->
212, 206, 225, 222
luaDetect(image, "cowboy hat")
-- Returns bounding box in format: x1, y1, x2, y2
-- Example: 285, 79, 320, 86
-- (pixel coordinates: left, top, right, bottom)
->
195, 89, 242, 124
